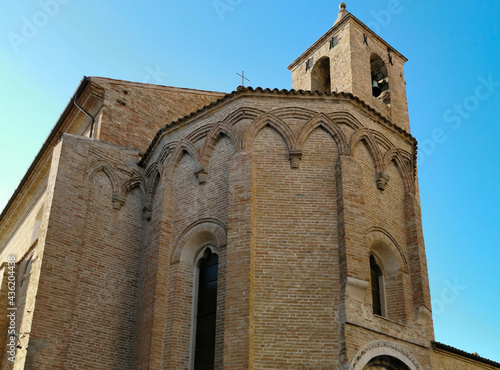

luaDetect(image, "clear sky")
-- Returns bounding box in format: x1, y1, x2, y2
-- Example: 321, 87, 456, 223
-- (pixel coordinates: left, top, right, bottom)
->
1, 0, 499, 363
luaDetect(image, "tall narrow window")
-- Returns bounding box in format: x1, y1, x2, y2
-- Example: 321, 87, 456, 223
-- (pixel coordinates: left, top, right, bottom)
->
370, 255, 385, 316
194, 249, 219, 369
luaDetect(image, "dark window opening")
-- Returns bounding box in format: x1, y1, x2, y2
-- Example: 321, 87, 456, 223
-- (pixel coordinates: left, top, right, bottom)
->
311, 57, 331, 93
330, 36, 338, 49
370, 255, 384, 316
194, 249, 219, 370
370, 54, 390, 105
364, 355, 410, 370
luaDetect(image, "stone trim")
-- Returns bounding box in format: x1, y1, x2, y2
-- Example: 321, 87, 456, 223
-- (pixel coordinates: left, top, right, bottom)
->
349, 340, 422, 370
345, 277, 369, 303
171, 219, 227, 264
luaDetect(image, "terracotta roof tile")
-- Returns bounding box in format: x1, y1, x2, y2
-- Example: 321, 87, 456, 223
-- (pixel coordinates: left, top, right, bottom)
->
433, 341, 500, 368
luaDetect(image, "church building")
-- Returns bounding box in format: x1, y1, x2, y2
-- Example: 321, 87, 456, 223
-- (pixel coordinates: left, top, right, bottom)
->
0, 3, 498, 369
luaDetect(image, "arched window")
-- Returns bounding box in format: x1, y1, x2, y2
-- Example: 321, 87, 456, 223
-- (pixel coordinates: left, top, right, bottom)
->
311, 56, 331, 92
370, 254, 386, 317
193, 248, 219, 369
370, 54, 390, 105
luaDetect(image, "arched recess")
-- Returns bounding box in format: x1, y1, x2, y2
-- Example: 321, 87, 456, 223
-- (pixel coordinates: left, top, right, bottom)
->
370, 53, 390, 105
163, 139, 200, 182
84, 160, 120, 195
296, 113, 349, 155
349, 340, 422, 370
269, 106, 317, 122
185, 124, 214, 144
171, 218, 227, 265
122, 177, 146, 199
328, 111, 363, 131
372, 131, 396, 153
30, 206, 44, 245
199, 122, 240, 170
145, 166, 161, 203
350, 129, 384, 173
366, 228, 408, 322
366, 228, 408, 273
223, 106, 265, 127
311, 56, 331, 92
145, 162, 160, 180
383, 149, 415, 194
242, 113, 295, 152
158, 141, 178, 165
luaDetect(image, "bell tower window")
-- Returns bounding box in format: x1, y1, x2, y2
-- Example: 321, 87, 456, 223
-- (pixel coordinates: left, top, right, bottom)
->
370, 54, 390, 105
311, 56, 331, 93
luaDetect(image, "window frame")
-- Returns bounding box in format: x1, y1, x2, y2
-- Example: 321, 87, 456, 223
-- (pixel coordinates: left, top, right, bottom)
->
370, 254, 387, 318
189, 244, 219, 370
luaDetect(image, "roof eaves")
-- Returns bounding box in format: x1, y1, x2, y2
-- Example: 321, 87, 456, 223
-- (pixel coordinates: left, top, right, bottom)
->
433, 341, 500, 368
288, 13, 407, 71
87, 76, 226, 96
0, 76, 91, 222
139, 86, 416, 167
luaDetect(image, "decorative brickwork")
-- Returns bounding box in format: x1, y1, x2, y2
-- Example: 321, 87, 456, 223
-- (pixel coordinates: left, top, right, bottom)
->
0, 4, 497, 370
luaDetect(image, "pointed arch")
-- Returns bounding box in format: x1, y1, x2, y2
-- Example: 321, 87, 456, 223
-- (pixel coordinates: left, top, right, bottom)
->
223, 106, 265, 127
269, 106, 317, 121
145, 162, 161, 180
327, 111, 364, 131
145, 169, 161, 203
242, 112, 295, 152
296, 113, 349, 155
350, 128, 384, 172
84, 160, 119, 195
164, 139, 200, 182
185, 124, 214, 144
372, 131, 397, 153
158, 141, 178, 165
199, 122, 240, 170
122, 177, 146, 199
383, 149, 415, 194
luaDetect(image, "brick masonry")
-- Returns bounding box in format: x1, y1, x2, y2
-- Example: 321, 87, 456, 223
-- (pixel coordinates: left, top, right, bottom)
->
0, 6, 496, 370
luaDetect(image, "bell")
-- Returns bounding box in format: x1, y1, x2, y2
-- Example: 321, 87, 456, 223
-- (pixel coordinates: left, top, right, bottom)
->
372, 80, 382, 97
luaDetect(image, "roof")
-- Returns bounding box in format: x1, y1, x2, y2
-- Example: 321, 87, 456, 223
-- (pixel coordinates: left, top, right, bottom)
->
0, 76, 91, 222
139, 86, 417, 167
87, 77, 225, 153
288, 12, 408, 71
0, 77, 225, 223
433, 341, 500, 368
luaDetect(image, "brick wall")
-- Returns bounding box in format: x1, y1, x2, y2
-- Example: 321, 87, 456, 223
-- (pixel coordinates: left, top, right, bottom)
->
137, 91, 426, 368
26, 135, 144, 369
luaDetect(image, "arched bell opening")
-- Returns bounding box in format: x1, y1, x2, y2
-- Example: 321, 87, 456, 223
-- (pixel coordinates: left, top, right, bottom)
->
311, 56, 331, 93
370, 54, 390, 105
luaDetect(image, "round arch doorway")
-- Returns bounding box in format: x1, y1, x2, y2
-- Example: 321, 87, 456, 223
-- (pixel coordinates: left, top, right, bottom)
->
364, 355, 410, 370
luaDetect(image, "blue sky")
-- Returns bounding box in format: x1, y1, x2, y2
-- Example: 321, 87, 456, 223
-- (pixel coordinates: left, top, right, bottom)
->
1, 0, 499, 363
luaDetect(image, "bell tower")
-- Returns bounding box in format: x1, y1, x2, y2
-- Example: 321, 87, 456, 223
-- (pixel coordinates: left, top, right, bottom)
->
288, 3, 411, 132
